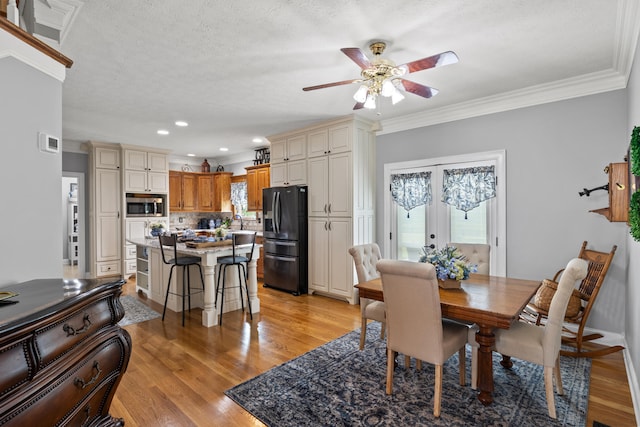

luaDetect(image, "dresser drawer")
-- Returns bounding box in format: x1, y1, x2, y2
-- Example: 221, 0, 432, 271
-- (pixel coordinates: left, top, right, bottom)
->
125, 244, 137, 260
0, 338, 32, 399
1, 335, 128, 426
66, 378, 122, 427
35, 298, 114, 367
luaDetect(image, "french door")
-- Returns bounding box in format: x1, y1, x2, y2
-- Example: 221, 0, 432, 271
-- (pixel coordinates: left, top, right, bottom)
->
383, 151, 506, 276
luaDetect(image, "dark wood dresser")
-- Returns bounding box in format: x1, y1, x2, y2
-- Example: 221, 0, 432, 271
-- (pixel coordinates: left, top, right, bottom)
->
0, 278, 131, 426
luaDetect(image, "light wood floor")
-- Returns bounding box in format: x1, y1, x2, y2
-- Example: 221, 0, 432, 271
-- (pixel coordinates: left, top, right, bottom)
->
111, 277, 636, 426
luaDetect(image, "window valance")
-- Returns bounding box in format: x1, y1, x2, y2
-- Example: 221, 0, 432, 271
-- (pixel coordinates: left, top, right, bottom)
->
390, 172, 432, 218
441, 166, 496, 219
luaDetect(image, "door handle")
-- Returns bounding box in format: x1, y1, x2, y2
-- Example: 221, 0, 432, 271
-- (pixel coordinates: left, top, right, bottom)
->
324, 204, 327, 213
328, 221, 332, 231
324, 222, 328, 230
428, 244, 435, 249
328, 203, 332, 213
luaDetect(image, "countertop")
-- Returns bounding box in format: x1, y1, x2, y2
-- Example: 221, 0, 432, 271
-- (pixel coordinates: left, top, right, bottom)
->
127, 237, 258, 255
171, 229, 263, 237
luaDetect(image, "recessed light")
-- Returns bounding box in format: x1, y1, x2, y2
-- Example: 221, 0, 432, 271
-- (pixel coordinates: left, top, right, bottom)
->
252, 137, 263, 143
187, 153, 195, 157
220, 147, 229, 152
157, 129, 169, 135
175, 121, 188, 127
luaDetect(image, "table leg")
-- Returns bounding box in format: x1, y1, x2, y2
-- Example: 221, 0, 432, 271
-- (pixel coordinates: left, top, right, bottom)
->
475, 325, 495, 406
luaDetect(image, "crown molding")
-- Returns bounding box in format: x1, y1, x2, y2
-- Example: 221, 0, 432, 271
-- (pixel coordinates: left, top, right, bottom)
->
378, 69, 628, 135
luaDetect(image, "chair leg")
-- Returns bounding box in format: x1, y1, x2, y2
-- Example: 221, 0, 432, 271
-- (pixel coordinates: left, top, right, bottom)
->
470, 346, 478, 390
240, 263, 252, 320
162, 265, 175, 321
359, 317, 367, 350
458, 347, 466, 386
386, 348, 395, 394
554, 357, 564, 395
219, 265, 227, 325
181, 266, 186, 327
404, 355, 411, 368
544, 366, 557, 419
237, 265, 245, 312
416, 360, 422, 370
380, 322, 385, 339
434, 364, 443, 417
215, 264, 221, 308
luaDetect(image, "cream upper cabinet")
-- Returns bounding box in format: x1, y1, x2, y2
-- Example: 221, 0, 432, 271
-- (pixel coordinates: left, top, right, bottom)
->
307, 129, 329, 158
124, 149, 169, 193
270, 134, 307, 163
270, 159, 306, 187
328, 123, 351, 154
95, 147, 120, 170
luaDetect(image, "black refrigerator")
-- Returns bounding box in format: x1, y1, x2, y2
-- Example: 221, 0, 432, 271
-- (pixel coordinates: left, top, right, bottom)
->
262, 185, 308, 295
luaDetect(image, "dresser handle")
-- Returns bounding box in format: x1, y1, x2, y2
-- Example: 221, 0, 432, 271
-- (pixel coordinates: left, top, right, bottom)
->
74, 361, 102, 390
63, 314, 92, 336
81, 404, 91, 426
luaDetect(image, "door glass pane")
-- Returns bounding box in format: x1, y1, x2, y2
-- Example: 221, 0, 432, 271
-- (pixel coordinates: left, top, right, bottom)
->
449, 200, 487, 244
395, 204, 426, 261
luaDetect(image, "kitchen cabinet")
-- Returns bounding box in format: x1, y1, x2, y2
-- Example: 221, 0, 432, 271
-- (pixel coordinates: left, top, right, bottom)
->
270, 134, 306, 163
123, 148, 169, 193
124, 217, 167, 276
213, 172, 233, 212
268, 116, 376, 304
270, 159, 306, 187
308, 152, 352, 217
197, 173, 215, 211
246, 163, 270, 211
88, 142, 122, 278
169, 171, 197, 212
147, 247, 204, 309
308, 217, 354, 303
0, 278, 131, 427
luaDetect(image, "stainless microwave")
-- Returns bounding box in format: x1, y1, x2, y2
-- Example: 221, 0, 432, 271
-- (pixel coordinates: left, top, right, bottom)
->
126, 194, 166, 217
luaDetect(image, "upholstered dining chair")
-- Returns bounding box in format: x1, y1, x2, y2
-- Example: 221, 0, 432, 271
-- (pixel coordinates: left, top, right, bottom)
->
448, 243, 490, 275
349, 243, 385, 350
377, 259, 468, 417
472, 258, 588, 419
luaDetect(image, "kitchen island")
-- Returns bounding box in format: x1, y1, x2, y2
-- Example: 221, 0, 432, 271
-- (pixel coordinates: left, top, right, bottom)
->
127, 236, 260, 327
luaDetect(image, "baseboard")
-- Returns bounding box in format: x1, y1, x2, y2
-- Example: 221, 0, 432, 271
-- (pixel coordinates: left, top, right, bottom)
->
622, 338, 640, 427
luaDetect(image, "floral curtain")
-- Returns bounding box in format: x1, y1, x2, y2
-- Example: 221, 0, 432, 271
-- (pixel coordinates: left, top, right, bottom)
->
231, 181, 247, 214
390, 172, 432, 218
441, 166, 496, 219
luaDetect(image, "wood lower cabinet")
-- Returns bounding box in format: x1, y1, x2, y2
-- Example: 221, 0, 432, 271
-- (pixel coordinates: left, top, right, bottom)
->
256, 235, 264, 280
0, 278, 131, 426
246, 164, 270, 211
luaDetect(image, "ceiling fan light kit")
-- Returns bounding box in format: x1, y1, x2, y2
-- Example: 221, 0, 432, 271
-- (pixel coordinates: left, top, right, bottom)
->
303, 41, 458, 111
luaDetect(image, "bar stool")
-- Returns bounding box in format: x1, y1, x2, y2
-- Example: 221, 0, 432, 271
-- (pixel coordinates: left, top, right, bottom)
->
214, 231, 256, 325
158, 234, 205, 326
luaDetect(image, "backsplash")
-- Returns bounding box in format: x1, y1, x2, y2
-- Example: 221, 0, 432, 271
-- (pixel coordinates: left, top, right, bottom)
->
169, 212, 262, 232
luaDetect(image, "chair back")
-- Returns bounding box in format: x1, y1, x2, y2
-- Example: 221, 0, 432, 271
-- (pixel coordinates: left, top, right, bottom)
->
230, 231, 256, 263
377, 259, 446, 364
158, 234, 178, 265
348, 243, 382, 283
543, 258, 588, 363
448, 243, 490, 275
575, 241, 616, 302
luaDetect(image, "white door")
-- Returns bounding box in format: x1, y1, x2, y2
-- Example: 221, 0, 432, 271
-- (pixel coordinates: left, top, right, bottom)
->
384, 151, 505, 276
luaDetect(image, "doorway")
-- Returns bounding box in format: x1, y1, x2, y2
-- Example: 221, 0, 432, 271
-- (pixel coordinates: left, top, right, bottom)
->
383, 150, 506, 276
62, 172, 85, 278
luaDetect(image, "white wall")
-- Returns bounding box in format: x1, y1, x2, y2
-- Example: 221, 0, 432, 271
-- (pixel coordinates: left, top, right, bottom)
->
625, 24, 640, 418
376, 90, 629, 335
0, 57, 63, 284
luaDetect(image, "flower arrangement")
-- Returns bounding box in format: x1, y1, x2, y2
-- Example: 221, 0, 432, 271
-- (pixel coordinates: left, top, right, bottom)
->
418, 245, 477, 281
150, 222, 166, 237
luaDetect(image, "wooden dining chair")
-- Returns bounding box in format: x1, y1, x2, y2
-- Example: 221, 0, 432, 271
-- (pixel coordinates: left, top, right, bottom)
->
521, 241, 620, 357
377, 259, 468, 417
492, 258, 588, 419
349, 243, 385, 350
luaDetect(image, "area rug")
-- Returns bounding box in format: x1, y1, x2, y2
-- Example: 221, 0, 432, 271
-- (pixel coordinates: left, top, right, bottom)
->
118, 295, 161, 326
225, 322, 590, 426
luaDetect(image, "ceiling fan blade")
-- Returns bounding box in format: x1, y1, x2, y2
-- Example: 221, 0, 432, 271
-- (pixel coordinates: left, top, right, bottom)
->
399, 79, 439, 98
340, 47, 372, 69
353, 102, 365, 110
399, 51, 459, 74
303, 79, 360, 91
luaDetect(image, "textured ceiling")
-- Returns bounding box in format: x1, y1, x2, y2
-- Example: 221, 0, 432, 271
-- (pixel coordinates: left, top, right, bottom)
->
58, 0, 640, 163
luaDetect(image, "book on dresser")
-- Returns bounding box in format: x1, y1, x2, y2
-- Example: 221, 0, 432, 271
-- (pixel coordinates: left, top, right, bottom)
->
0, 277, 131, 426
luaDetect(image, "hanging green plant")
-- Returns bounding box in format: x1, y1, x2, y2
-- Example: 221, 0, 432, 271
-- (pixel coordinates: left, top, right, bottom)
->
630, 191, 640, 242
631, 126, 640, 176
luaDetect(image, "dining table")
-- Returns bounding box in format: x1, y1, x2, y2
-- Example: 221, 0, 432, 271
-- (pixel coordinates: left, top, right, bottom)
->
355, 273, 540, 406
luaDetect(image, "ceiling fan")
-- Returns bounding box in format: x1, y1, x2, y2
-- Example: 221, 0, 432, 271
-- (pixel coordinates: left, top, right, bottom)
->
303, 41, 458, 110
